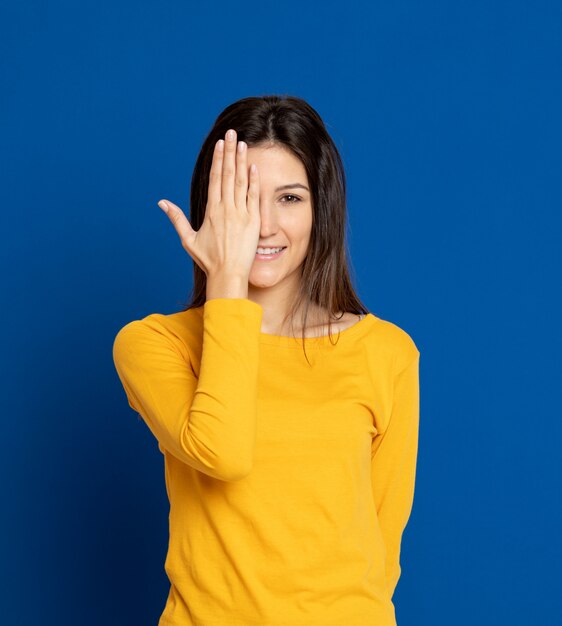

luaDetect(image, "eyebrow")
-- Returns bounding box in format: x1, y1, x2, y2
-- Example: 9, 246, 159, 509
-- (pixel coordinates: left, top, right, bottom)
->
274, 183, 310, 192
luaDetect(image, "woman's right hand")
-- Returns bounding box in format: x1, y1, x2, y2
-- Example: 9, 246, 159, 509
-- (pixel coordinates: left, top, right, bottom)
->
157, 128, 260, 280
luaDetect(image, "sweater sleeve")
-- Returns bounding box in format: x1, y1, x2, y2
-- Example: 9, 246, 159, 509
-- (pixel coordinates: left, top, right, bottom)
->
371, 349, 420, 600
112, 298, 263, 481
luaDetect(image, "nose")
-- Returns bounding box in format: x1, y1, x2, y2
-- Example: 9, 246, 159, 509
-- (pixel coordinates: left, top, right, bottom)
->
258, 199, 280, 236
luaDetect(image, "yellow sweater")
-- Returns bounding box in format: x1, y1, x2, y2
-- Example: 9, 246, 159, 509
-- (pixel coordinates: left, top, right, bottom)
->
112, 297, 420, 626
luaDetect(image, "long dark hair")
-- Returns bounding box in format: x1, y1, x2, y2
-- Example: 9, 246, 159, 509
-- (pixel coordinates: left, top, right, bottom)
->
180, 94, 369, 363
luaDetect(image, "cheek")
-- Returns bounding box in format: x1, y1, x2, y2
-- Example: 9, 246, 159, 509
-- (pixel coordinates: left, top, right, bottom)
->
283, 213, 312, 244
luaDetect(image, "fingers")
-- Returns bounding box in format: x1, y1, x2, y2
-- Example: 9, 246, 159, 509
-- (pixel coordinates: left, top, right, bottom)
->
233, 138, 248, 212
221, 129, 237, 211
246, 163, 259, 217
208, 139, 224, 207
158, 199, 196, 250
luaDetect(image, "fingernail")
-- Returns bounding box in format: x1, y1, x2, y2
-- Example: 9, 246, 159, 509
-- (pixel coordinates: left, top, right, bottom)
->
158, 200, 169, 213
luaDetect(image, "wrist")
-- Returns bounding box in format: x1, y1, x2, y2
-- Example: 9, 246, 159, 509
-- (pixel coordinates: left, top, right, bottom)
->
206, 273, 249, 301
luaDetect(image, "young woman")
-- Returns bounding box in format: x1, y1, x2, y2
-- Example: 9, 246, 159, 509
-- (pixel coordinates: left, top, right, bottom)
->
113, 95, 420, 626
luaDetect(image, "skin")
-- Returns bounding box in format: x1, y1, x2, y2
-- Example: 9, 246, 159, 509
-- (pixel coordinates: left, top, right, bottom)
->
158, 128, 362, 337
244, 142, 359, 337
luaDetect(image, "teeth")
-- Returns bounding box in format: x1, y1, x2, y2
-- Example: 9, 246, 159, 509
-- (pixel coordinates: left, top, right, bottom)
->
256, 247, 284, 254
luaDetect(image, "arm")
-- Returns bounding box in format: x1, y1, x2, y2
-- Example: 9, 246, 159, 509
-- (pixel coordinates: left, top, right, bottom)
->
112, 297, 263, 481
371, 349, 420, 599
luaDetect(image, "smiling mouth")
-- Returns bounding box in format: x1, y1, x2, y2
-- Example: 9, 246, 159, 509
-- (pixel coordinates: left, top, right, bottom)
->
255, 247, 287, 259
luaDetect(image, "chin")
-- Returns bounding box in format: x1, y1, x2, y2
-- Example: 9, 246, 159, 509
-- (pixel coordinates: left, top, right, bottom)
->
248, 270, 283, 289
249, 278, 280, 289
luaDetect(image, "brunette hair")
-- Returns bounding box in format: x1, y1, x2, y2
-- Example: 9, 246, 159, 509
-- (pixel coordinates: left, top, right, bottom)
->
180, 94, 369, 363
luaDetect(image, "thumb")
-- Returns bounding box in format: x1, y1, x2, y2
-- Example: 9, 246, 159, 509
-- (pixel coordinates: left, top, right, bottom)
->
157, 199, 197, 248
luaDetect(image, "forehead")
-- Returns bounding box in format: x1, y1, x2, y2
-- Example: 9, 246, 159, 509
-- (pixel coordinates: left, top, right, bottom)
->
246, 144, 308, 185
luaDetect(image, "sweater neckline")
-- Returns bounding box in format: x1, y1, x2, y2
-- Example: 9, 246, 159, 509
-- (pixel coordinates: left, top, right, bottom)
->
258, 313, 378, 348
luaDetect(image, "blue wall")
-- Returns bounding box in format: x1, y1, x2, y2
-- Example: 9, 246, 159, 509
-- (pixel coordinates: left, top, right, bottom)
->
2, 1, 561, 624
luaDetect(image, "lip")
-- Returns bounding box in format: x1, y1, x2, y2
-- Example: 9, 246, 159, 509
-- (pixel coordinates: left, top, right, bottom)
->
255, 247, 287, 261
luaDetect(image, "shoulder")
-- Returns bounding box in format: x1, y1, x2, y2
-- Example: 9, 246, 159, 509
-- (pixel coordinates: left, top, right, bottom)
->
113, 307, 204, 363
364, 314, 420, 374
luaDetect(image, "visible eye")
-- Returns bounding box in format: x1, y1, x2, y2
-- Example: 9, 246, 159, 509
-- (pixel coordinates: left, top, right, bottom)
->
280, 194, 301, 203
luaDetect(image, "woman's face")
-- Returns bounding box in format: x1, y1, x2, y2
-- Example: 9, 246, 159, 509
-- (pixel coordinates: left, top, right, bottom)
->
246, 143, 313, 290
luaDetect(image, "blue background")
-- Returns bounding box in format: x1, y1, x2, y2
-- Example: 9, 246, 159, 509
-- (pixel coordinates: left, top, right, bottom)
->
2, 1, 561, 624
